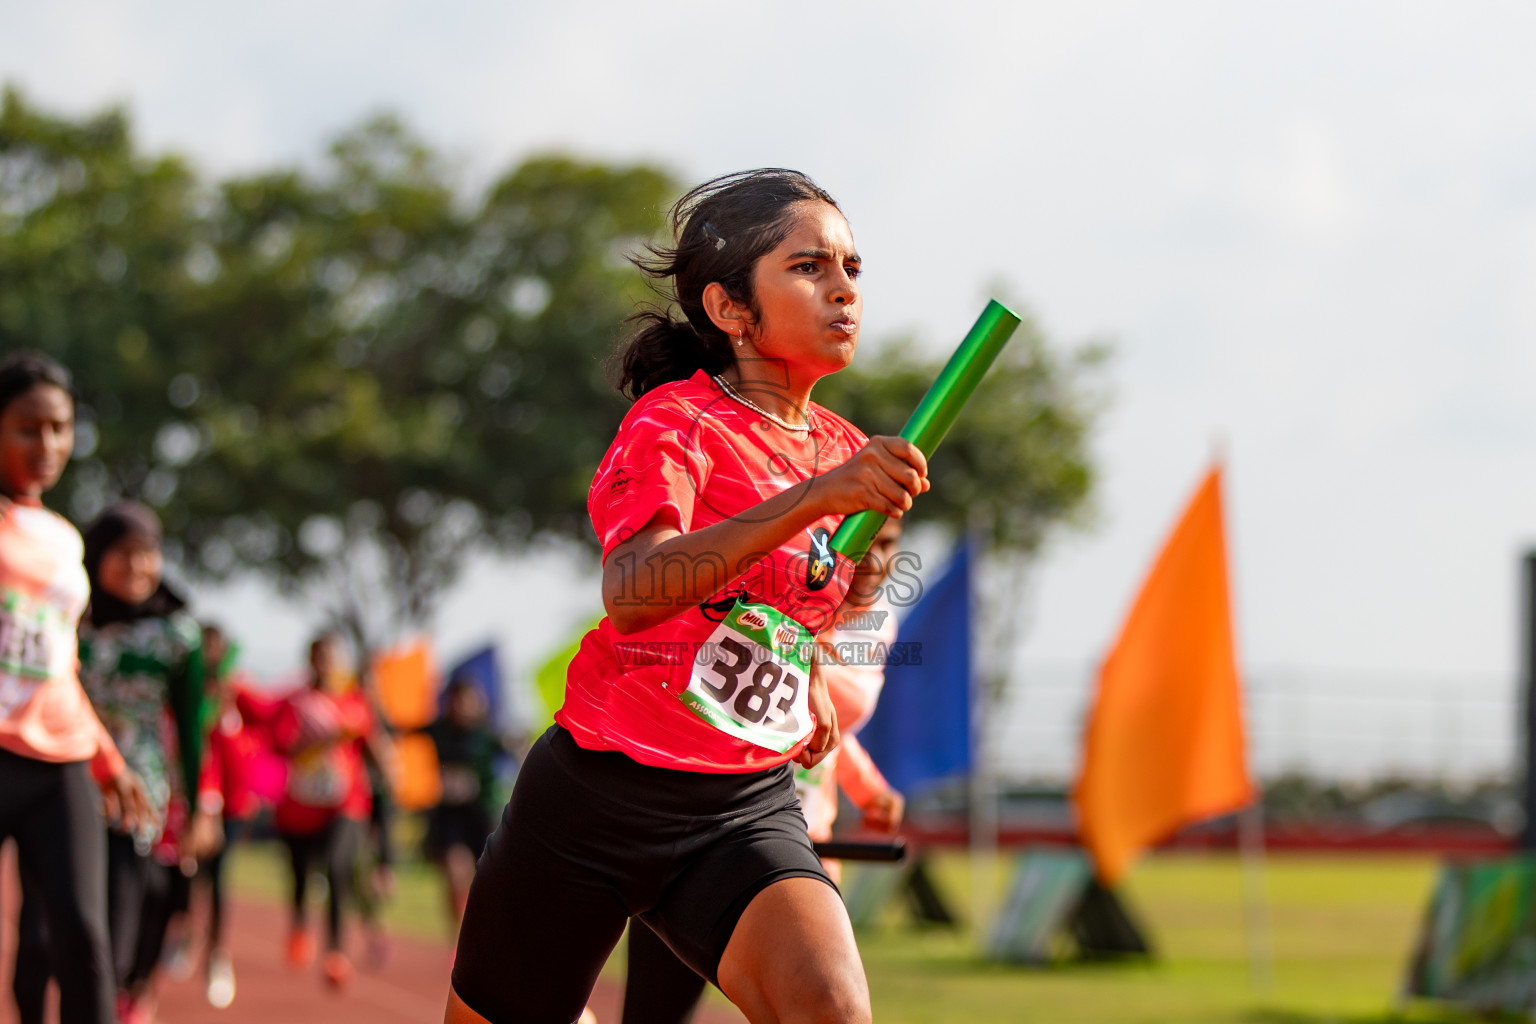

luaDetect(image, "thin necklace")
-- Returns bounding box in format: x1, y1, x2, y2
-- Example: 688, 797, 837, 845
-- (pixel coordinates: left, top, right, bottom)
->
712, 375, 811, 433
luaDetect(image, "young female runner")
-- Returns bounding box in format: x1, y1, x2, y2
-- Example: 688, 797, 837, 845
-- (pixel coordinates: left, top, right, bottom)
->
424, 676, 507, 941
78, 500, 211, 1022
0, 351, 151, 1024
184, 623, 262, 1007
273, 631, 374, 988
446, 169, 928, 1024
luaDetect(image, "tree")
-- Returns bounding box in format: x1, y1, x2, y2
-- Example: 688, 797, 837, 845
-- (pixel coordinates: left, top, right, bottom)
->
0, 85, 206, 521
169, 120, 674, 647
1, 86, 1106, 660
1, 88, 675, 649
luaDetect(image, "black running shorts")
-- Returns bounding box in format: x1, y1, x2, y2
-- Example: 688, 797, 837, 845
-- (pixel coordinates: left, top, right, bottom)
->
451, 725, 834, 1023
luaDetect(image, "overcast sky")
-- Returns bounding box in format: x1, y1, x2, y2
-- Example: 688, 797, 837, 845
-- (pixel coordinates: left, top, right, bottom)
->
7, 1, 1536, 698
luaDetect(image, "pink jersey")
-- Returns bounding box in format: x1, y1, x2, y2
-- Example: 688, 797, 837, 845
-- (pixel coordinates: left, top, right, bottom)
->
0, 502, 123, 777
557, 371, 869, 773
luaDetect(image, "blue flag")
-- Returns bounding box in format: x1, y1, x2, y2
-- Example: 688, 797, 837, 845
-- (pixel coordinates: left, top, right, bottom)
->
857, 541, 973, 797
444, 645, 505, 726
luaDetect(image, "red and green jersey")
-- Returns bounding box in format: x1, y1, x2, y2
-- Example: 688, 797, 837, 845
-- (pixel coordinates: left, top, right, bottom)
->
79, 609, 205, 837
557, 370, 868, 773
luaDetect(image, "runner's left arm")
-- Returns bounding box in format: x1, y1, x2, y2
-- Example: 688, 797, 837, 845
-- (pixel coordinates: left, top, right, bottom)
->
835, 734, 903, 832
167, 618, 208, 807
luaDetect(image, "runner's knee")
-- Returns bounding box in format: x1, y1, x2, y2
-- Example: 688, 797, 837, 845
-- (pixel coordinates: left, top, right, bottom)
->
790, 976, 871, 1024
737, 971, 871, 1024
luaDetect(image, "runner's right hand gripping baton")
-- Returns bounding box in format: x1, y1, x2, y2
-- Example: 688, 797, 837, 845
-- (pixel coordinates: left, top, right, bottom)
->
829, 299, 1022, 564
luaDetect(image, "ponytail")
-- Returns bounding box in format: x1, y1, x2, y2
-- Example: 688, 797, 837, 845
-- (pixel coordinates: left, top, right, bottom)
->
615, 311, 734, 401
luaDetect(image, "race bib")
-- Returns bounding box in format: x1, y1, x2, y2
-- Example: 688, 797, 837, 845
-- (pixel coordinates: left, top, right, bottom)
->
682, 601, 814, 753
0, 591, 59, 719
0, 674, 40, 720
287, 749, 348, 808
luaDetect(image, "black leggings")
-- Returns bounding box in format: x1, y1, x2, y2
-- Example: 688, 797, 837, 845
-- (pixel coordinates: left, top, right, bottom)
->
106, 831, 180, 993
0, 748, 115, 1024
188, 813, 246, 949
203, 841, 229, 946
13, 868, 51, 1024
622, 920, 709, 1024
282, 815, 362, 951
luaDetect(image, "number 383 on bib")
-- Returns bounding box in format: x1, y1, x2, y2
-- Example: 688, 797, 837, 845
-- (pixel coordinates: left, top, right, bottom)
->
682, 601, 815, 753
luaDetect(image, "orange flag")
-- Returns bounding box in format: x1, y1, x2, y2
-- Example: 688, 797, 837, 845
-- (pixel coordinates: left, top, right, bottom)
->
371, 640, 443, 811
372, 640, 437, 730
1073, 465, 1253, 884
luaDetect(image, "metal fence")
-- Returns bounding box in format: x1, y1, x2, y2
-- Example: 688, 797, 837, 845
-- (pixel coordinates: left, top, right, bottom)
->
991, 662, 1519, 786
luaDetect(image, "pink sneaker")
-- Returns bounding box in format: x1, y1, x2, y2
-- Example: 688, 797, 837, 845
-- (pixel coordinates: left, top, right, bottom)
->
116, 990, 155, 1024
322, 950, 354, 990
285, 927, 316, 970
365, 931, 393, 971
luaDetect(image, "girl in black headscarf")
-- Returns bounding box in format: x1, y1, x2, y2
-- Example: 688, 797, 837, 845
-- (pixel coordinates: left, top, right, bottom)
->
78, 502, 212, 1021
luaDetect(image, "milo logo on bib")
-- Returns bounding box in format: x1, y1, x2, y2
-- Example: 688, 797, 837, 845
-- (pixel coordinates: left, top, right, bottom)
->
682, 600, 814, 753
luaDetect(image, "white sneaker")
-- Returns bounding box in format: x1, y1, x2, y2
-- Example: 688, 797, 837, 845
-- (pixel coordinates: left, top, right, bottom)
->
163, 937, 195, 982
206, 950, 236, 1009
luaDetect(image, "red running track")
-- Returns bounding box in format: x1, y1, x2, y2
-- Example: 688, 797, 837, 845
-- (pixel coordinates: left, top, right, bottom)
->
1, 844, 745, 1024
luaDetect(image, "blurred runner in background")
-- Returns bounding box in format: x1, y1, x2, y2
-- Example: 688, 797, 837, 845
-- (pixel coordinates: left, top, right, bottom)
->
158, 622, 265, 1007
424, 675, 511, 944
789, 518, 907, 887
272, 632, 373, 990
353, 670, 400, 971
78, 501, 212, 1024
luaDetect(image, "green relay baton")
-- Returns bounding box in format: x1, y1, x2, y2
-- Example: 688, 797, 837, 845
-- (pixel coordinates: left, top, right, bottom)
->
830, 299, 1022, 563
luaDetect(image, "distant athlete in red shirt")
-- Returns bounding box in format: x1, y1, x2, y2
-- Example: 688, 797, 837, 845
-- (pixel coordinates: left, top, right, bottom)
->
272, 632, 373, 989
447, 170, 928, 1024
186, 623, 264, 1007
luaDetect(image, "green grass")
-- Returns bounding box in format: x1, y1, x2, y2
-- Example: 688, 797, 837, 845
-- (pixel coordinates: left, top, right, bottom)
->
848, 852, 1464, 1024
230, 843, 1487, 1023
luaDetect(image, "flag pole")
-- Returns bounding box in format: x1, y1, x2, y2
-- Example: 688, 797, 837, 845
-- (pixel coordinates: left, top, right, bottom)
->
1238, 799, 1274, 989
966, 523, 998, 945
1222, 439, 1272, 991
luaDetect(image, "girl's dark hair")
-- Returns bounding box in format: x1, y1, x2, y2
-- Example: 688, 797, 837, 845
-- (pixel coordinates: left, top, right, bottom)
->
0, 350, 74, 416
614, 169, 839, 399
